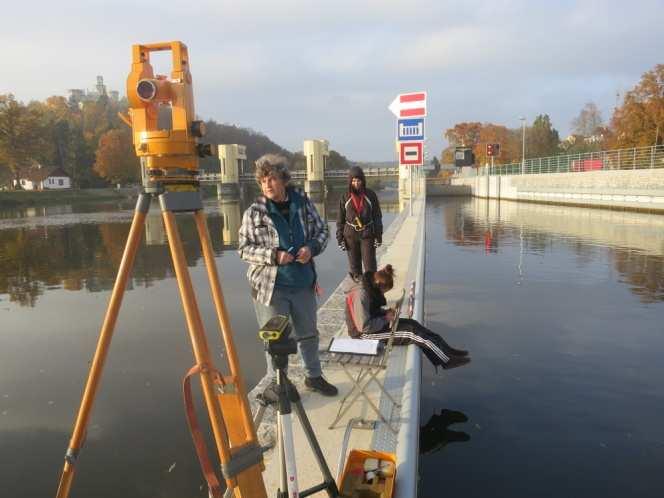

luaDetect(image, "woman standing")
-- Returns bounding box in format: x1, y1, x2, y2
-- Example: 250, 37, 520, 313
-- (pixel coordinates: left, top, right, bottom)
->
337, 166, 383, 280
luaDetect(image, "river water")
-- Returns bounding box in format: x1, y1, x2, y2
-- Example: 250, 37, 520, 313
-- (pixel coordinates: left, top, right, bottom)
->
419, 197, 664, 498
2, 192, 664, 497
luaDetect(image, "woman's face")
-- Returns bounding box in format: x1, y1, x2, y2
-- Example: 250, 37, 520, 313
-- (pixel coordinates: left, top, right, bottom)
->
260, 173, 287, 201
375, 278, 392, 294
351, 178, 363, 191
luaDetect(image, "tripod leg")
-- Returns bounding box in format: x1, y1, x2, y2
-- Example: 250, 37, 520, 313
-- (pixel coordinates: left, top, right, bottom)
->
162, 209, 266, 498
194, 211, 257, 443
293, 401, 340, 497
161, 211, 233, 463
279, 409, 300, 497
277, 414, 288, 498
56, 193, 151, 498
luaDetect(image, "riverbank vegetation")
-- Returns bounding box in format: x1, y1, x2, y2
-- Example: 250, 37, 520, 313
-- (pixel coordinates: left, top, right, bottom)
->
0, 188, 133, 208
442, 63, 664, 166
0, 94, 351, 191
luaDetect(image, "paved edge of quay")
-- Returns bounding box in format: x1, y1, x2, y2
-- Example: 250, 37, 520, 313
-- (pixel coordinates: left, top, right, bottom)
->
249, 190, 426, 498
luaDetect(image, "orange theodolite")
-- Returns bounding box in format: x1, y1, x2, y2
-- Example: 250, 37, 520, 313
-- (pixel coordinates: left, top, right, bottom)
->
55, 41, 267, 498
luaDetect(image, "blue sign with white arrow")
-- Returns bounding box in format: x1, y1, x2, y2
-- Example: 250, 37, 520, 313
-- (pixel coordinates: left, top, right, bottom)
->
397, 118, 425, 141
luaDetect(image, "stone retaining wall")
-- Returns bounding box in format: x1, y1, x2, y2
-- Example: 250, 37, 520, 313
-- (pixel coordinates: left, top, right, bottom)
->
451, 168, 664, 212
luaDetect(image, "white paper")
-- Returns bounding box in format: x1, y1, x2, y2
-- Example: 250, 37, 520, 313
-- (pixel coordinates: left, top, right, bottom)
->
328, 338, 380, 355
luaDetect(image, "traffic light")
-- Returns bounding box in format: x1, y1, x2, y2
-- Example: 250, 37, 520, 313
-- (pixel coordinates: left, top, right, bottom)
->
486, 143, 500, 157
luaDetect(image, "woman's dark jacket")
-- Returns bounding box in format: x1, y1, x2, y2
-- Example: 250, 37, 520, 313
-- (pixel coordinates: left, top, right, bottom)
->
336, 169, 383, 244
343, 272, 388, 338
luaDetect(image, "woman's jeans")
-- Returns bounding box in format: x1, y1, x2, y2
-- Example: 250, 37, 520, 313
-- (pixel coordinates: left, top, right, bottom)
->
253, 285, 321, 380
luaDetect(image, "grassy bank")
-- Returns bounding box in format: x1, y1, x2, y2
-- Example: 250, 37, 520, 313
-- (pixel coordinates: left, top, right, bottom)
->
0, 188, 137, 208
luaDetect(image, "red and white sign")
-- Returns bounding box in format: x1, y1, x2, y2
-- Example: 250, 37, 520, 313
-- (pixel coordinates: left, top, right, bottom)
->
399, 141, 423, 166
388, 91, 427, 118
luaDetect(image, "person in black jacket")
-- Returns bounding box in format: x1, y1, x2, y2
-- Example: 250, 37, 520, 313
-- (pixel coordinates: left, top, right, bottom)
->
337, 166, 383, 280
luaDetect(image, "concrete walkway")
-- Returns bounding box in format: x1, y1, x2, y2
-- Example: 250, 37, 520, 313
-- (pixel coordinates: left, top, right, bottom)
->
250, 196, 425, 496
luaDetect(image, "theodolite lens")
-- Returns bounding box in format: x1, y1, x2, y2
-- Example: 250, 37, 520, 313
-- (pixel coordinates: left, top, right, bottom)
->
136, 79, 157, 101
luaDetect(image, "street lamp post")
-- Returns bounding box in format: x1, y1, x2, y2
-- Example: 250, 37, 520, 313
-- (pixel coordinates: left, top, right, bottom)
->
520, 117, 526, 175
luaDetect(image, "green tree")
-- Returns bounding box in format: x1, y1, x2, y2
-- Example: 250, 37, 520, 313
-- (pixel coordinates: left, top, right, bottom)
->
527, 114, 560, 157
328, 150, 350, 170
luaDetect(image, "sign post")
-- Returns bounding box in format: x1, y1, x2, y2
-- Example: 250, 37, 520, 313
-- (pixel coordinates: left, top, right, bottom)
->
389, 91, 427, 216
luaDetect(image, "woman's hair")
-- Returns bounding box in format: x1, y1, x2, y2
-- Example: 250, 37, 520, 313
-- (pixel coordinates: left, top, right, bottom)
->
374, 264, 395, 291
254, 154, 291, 185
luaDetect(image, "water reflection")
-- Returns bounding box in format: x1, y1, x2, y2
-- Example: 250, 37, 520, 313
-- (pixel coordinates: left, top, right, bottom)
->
0, 189, 402, 307
419, 409, 471, 455
0, 207, 224, 307
0, 187, 401, 498
443, 197, 664, 302
421, 197, 664, 498
219, 201, 242, 249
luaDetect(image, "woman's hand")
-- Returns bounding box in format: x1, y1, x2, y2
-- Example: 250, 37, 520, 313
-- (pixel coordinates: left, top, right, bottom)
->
295, 246, 312, 264
385, 309, 396, 322
277, 250, 295, 265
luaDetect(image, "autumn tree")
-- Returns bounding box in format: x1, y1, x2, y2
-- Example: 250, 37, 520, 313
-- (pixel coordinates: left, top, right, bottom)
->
444, 122, 483, 149
93, 128, 140, 185
443, 122, 522, 167
527, 114, 560, 157
610, 64, 664, 147
0, 94, 48, 188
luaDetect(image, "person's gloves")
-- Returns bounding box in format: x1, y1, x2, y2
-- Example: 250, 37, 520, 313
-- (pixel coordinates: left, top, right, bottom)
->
339, 240, 347, 252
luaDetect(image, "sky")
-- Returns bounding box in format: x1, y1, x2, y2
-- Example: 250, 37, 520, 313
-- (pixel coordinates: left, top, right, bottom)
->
2, 0, 663, 162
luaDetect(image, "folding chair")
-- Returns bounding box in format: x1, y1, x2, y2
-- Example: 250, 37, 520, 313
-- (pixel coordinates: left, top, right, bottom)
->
321, 289, 405, 433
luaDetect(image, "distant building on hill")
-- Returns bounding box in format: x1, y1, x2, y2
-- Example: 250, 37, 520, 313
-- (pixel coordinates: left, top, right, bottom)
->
68, 76, 119, 106
14, 164, 72, 190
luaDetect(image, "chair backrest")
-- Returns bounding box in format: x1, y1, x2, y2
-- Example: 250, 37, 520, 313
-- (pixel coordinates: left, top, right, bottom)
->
379, 289, 406, 367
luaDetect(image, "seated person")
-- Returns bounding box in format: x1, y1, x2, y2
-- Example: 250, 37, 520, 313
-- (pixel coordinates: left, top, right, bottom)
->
343, 265, 470, 370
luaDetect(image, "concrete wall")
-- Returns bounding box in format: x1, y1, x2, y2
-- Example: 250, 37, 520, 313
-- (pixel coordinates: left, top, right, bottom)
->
451, 168, 664, 212
426, 183, 472, 196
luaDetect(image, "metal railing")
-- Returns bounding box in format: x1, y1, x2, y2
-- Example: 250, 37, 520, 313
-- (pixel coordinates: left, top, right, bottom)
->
486, 145, 664, 176
199, 167, 399, 183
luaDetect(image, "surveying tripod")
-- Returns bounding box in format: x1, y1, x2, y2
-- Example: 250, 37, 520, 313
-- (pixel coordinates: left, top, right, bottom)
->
55, 41, 267, 498
256, 316, 339, 498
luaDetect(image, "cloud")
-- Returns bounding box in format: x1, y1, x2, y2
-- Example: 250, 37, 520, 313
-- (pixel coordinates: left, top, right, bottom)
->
3, 0, 664, 160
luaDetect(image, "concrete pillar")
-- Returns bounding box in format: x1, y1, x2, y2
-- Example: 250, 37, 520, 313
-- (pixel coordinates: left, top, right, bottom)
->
307, 192, 326, 221
219, 200, 241, 249
303, 139, 328, 194
217, 144, 246, 198
399, 164, 412, 198
144, 211, 166, 245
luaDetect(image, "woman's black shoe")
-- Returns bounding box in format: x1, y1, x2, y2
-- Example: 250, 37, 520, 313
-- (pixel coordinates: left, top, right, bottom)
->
442, 356, 471, 370
305, 376, 338, 396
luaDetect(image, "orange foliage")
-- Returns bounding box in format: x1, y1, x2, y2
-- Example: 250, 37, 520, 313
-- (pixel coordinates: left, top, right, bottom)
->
93, 128, 140, 184
610, 64, 664, 148
443, 122, 522, 167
